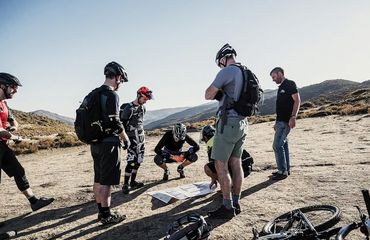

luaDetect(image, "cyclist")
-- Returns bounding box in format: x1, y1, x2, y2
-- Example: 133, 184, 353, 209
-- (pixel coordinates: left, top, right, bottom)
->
200, 125, 253, 198
0, 72, 54, 212
120, 86, 154, 194
90, 62, 130, 225
154, 123, 199, 181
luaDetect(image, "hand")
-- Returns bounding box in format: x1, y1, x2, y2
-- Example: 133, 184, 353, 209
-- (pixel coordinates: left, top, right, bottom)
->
209, 179, 218, 189
161, 151, 171, 159
289, 116, 296, 129
187, 147, 194, 154
122, 140, 131, 150
11, 135, 22, 144
214, 90, 223, 101
6, 126, 17, 132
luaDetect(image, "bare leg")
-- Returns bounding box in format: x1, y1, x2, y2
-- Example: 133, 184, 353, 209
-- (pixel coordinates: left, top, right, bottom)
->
215, 160, 231, 201
21, 188, 35, 199
229, 156, 243, 195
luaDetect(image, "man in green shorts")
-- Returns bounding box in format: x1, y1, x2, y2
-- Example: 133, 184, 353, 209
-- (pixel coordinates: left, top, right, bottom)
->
205, 44, 249, 219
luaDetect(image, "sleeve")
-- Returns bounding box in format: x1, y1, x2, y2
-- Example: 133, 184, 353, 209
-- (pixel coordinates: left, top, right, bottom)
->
185, 135, 200, 152
211, 66, 235, 89
154, 134, 167, 155
120, 103, 133, 127
7, 107, 15, 122
104, 92, 124, 135
290, 81, 298, 95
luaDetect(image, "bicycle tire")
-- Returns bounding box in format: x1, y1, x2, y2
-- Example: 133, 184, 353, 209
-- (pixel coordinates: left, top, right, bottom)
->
262, 205, 341, 235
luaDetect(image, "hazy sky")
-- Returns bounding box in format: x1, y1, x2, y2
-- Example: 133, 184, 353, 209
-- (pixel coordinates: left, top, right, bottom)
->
1, 0, 369, 118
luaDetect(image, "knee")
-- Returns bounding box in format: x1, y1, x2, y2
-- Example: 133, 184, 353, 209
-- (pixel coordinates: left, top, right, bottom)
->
154, 155, 164, 166
186, 153, 198, 163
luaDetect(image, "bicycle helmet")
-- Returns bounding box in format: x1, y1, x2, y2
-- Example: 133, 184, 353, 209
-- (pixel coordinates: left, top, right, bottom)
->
200, 125, 215, 142
104, 61, 128, 82
165, 213, 212, 240
173, 123, 186, 142
137, 86, 154, 100
215, 43, 237, 65
0, 73, 22, 87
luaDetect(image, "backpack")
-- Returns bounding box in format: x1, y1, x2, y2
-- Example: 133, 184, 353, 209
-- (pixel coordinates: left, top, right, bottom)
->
230, 64, 263, 117
119, 102, 146, 131
74, 88, 107, 144
241, 150, 254, 178
165, 213, 212, 240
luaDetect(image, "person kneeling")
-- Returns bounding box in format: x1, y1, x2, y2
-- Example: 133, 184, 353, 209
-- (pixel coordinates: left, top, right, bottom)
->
153, 123, 199, 181
200, 125, 253, 196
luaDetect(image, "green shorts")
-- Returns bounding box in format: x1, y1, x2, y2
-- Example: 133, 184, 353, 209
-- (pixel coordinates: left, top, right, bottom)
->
211, 118, 247, 162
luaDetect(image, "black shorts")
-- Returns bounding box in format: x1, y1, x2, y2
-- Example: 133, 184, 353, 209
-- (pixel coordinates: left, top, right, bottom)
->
91, 142, 122, 185
126, 135, 145, 164
206, 161, 232, 175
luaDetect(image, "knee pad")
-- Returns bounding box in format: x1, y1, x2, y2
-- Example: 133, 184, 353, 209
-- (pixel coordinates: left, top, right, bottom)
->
14, 172, 30, 192
154, 155, 164, 166
186, 153, 198, 163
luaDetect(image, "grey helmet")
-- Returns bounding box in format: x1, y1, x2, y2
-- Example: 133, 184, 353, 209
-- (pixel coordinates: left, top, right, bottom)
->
173, 123, 186, 142
215, 43, 237, 66
0, 73, 22, 87
104, 61, 128, 82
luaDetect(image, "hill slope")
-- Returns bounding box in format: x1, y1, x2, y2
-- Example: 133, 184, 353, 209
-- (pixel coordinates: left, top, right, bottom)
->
146, 79, 369, 130
32, 110, 74, 126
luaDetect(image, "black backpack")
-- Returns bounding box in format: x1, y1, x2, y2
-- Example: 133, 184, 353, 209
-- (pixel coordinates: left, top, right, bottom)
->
241, 150, 254, 178
230, 64, 263, 117
74, 88, 107, 144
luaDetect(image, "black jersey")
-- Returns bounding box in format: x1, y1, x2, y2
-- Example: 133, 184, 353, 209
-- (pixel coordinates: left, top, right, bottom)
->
154, 131, 199, 155
276, 79, 298, 122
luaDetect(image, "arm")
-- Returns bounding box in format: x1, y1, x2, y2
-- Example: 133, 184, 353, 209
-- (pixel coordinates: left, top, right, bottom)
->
154, 134, 167, 155
289, 92, 301, 129
105, 93, 128, 141
205, 85, 220, 100
185, 135, 200, 152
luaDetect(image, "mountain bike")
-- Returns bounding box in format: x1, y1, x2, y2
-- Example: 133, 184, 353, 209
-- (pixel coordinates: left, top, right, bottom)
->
252, 205, 341, 240
253, 189, 370, 240
335, 189, 370, 240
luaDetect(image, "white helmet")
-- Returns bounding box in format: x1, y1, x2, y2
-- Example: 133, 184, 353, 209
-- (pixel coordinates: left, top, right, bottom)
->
173, 123, 186, 142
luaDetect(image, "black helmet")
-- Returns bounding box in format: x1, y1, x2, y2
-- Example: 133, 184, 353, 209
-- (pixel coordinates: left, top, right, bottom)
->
215, 43, 237, 64
104, 61, 128, 82
165, 213, 212, 240
200, 125, 215, 142
0, 72, 22, 86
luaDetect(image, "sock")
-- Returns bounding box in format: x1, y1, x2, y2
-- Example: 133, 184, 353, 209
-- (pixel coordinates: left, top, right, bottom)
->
178, 165, 184, 171
101, 207, 111, 218
232, 194, 240, 206
223, 198, 233, 209
28, 196, 38, 205
130, 170, 137, 184
124, 173, 130, 186
97, 203, 103, 213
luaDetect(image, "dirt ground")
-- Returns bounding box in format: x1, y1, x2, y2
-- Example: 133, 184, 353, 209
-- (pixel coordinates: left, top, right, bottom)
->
0, 114, 369, 240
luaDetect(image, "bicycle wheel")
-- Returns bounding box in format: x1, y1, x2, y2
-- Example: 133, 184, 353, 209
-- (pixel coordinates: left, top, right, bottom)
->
262, 205, 341, 235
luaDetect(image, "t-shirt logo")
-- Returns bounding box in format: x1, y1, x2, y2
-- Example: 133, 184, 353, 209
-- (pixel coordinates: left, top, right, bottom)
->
279, 89, 286, 94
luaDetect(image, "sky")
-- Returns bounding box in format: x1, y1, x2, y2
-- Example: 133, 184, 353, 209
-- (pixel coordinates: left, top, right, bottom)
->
1, 0, 369, 118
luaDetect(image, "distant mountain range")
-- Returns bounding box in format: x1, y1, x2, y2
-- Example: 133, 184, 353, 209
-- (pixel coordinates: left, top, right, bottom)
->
22, 79, 369, 132
145, 79, 370, 130
32, 110, 75, 126
145, 107, 189, 125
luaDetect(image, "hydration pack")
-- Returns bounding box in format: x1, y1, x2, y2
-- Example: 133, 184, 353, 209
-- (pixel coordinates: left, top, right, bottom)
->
230, 64, 263, 117
74, 88, 106, 144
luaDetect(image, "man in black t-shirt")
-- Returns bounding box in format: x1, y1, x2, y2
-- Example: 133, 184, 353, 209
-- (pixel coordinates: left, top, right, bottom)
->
154, 123, 199, 181
270, 67, 301, 180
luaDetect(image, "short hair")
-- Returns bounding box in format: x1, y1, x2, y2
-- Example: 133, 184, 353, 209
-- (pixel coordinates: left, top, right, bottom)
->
270, 67, 284, 76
